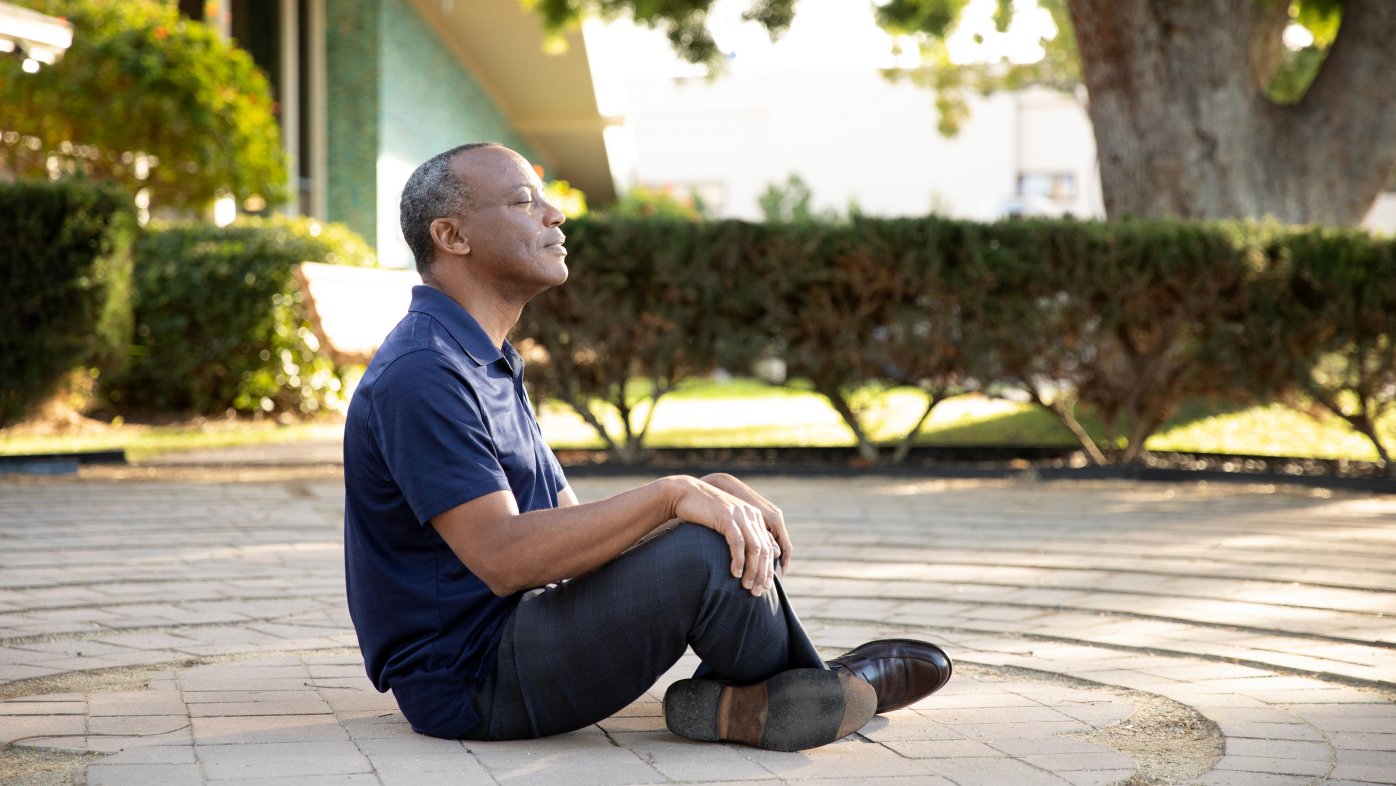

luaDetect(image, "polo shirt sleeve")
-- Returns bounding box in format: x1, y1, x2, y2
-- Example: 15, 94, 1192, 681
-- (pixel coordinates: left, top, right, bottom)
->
369, 349, 511, 524
544, 444, 568, 493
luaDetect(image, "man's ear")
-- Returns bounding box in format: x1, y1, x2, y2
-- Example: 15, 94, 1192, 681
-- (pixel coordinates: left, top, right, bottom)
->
429, 216, 471, 257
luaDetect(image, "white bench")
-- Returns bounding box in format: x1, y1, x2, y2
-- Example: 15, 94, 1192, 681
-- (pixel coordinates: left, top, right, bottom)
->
294, 262, 421, 365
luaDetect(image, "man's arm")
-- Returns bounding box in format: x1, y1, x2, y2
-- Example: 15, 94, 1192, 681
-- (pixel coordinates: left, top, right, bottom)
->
557, 485, 579, 508
432, 475, 785, 598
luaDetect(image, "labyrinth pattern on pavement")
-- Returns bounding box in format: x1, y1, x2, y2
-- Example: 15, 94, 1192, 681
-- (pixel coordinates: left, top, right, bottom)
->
1, 474, 1394, 785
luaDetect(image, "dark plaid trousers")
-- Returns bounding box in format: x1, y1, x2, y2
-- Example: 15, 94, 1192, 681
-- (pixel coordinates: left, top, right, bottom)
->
460, 522, 826, 740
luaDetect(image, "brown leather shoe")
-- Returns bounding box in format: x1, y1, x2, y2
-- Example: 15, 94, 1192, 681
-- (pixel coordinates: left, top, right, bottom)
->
827, 639, 952, 713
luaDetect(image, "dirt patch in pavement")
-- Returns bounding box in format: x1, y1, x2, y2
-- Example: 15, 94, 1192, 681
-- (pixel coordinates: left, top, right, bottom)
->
0, 662, 195, 703
0, 748, 106, 786
0, 665, 173, 786
1074, 692, 1224, 785
959, 663, 1224, 785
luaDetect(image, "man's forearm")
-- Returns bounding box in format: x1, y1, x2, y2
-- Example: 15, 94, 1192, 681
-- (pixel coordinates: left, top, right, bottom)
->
435, 472, 784, 599
436, 477, 683, 596
507, 478, 689, 588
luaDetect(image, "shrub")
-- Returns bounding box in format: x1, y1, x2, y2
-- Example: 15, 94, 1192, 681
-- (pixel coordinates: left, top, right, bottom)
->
975, 219, 1256, 464
517, 214, 1391, 469
735, 218, 992, 463
1267, 229, 1396, 474
0, 179, 134, 427
516, 217, 732, 463
107, 217, 373, 416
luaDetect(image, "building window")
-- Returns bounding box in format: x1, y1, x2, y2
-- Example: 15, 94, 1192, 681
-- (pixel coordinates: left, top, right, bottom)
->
1018, 172, 1077, 203
226, 0, 324, 219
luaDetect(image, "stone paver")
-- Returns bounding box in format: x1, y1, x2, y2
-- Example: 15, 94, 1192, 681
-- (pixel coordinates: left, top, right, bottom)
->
2, 471, 1395, 785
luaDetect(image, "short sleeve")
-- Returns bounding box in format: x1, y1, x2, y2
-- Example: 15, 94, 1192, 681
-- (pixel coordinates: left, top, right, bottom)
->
544, 443, 568, 493
369, 350, 511, 523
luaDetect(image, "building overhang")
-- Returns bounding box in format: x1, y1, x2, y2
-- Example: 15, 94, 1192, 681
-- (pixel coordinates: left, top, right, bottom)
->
404, 0, 619, 203
0, 0, 73, 70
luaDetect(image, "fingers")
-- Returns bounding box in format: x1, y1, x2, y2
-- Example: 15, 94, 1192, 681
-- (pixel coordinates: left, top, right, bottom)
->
721, 477, 791, 577
765, 504, 793, 576
755, 512, 775, 594
724, 505, 776, 597
738, 507, 770, 596
775, 526, 792, 576
676, 475, 786, 598
723, 516, 745, 582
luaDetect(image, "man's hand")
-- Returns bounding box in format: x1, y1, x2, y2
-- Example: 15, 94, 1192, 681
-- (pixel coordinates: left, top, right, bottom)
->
699, 473, 792, 577
669, 475, 789, 597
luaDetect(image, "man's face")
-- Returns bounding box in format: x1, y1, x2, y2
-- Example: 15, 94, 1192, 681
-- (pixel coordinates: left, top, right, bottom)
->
452, 146, 568, 295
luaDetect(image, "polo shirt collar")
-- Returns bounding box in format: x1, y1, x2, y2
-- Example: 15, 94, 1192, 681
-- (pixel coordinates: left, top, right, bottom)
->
408, 285, 503, 367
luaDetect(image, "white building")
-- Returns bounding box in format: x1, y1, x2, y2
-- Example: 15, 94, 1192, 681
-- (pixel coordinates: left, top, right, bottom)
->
616, 69, 1101, 222
590, 0, 1395, 231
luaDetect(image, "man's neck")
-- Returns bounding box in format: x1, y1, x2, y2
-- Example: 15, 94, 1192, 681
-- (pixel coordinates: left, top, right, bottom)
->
423, 279, 521, 349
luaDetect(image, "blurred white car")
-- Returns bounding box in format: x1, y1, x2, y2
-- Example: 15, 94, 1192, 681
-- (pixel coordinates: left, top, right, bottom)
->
988, 193, 1071, 219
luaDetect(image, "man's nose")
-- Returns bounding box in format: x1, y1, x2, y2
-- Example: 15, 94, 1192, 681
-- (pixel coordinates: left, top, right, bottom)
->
543, 200, 565, 227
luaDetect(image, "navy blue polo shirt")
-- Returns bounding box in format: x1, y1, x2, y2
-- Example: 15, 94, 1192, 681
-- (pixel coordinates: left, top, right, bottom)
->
343, 285, 567, 739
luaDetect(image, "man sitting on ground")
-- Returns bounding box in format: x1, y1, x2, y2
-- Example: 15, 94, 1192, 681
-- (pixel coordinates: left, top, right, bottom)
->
342, 142, 952, 751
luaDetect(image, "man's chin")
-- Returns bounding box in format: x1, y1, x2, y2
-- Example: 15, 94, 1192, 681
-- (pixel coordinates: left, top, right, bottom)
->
525, 267, 568, 298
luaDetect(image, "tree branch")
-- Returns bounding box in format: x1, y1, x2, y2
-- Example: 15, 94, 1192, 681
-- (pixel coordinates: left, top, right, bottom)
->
563, 392, 621, 459
815, 382, 880, 464
890, 389, 945, 465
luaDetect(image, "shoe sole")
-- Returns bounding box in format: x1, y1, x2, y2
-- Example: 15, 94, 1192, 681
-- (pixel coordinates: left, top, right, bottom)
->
663, 668, 876, 752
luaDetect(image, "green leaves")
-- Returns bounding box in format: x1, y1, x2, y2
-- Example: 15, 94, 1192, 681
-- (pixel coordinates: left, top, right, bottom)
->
1261, 228, 1396, 470
874, 0, 969, 38
106, 218, 374, 416
523, 0, 1080, 137
0, 0, 286, 211
0, 180, 135, 427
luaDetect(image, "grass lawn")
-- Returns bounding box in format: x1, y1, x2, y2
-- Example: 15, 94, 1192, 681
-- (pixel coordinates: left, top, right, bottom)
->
0, 417, 345, 462
538, 378, 1393, 463
3, 377, 1390, 463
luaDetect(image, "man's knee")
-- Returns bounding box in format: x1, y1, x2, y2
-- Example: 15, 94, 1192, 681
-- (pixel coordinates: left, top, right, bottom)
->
658, 522, 736, 588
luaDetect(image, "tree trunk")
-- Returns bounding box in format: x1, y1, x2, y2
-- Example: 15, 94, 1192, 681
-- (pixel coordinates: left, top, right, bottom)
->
815, 383, 882, 464
889, 391, 943, 465
564, 394, 623, 459
1067, 0, 1396, 225
1023, 384, 1109, 466
1309, 386, 1393, 477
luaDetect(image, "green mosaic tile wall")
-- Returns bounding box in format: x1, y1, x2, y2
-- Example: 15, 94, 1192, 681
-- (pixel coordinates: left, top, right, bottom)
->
325, 0, 381, 248
323, 0, 546, 264
380, 0, 540, 162
376, 0, 543, 266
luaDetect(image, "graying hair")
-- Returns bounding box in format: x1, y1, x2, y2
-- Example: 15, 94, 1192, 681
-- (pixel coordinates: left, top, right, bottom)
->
400, 142, 498, 276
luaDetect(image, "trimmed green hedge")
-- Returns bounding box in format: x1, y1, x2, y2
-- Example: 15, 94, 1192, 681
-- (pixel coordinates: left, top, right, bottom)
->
0, 180, 135, 427
1266, 228, 1396, 468
105, 217, 373, 416
516, 218, 732, 462
967, 218, 1259, 465
516, 215, 1395, 472
10, 189, 1385, 474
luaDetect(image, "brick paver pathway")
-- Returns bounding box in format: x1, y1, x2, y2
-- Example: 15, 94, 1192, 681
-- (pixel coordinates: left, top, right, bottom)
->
2, 473, 1394, 785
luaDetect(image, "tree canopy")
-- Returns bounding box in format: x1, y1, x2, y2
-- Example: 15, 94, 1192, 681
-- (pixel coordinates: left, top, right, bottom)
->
0, 0, 286, 212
